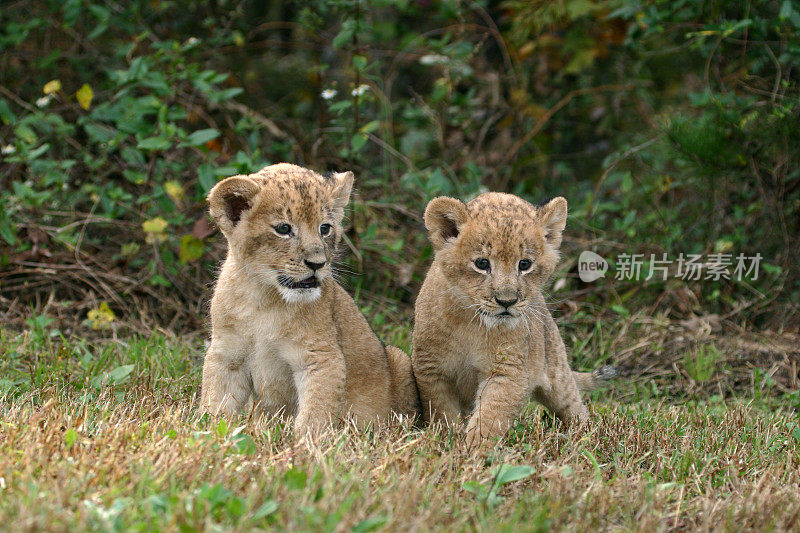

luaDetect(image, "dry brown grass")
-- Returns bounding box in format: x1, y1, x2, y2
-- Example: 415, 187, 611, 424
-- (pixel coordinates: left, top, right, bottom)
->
1, 328, 799, 531
2, 391, 799, 530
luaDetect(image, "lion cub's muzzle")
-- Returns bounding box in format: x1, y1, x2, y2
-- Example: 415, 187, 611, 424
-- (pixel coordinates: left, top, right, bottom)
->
277, 255, 329, 290
277, 274, 320, 290
489, 290, 521, 317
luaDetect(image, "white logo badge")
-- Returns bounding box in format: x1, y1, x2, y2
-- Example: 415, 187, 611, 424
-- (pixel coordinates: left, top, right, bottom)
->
578, 251, 608, 282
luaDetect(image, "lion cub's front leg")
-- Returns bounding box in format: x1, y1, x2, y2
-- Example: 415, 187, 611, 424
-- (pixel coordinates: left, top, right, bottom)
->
201, 336, 253, 416
465, 351, 529, 449
412, 347, 462, 426
293, 341, 347, 438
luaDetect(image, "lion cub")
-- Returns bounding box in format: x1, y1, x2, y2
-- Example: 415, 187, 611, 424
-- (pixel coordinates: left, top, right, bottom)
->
412, 193, 615, 447
201, 163, 419, 436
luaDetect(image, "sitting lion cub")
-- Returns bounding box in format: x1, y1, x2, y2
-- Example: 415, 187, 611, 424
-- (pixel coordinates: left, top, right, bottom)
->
201, 163, 419, 436
412, 192, 615, 447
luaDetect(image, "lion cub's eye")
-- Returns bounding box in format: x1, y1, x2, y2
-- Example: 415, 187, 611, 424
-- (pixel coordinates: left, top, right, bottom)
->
319, 223, 332, 236
518, 259, 533, 272
473, 258, 491, 271
274, 223, 292, 236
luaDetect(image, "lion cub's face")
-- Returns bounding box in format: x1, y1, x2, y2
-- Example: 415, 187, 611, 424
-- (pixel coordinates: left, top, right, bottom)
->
424, 192, 567, 329
208, 163, 353, 304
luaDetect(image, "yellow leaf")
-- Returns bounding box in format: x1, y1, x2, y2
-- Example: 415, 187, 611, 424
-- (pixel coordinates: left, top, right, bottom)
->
164, 181, 184, 203
87, 302, 116, 330
145, 232, 168, 244
142, 217, 169, 244
43, 79, 62, 95
76, 83, 94, 110
142, 217, 168, 234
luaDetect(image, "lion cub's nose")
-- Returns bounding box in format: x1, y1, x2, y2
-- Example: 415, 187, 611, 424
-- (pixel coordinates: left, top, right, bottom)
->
304, 259, 326, 272
495, 297, 518, 309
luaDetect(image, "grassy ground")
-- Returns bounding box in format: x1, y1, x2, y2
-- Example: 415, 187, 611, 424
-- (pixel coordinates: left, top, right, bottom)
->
1, 323, 799, 532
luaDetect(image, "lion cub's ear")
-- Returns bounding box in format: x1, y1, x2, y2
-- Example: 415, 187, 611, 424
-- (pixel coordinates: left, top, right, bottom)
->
208, 175, 261, 235
424, 196, 469, 251
328, 171, 354, 219
537, 196, 567, 249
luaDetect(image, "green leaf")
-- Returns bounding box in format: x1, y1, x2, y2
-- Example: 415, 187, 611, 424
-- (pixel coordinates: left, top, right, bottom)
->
208, 88, 243, 103
492, 464, 536, 486
328, 100, 352, 113
332, 20, 355, 49
0, 211, 18, 246
120, 146, 147, 167
610, 304, 629, 317
183, 128, 220, 147
359, 120, 380, 134
62, 0, 81, 26
27, 143, 50, 160
231, 433, 255, 455
14, 124, 37, 144
779, 0, 800, 26
107, 364, 134, 383
565, 0, 601, 18
253, 500, 279, 520
0, 98, 16, 124
198, 163, 216, 193
352, 516, 388, 533
461, 481, 488, 498
216, 419, 228, 438
64, 428, 78, 448
283, 468, 307, 490
122, 169, 146, 185
225, 496, 245, 517
148, 274, 171, 287
87, 5, 110, 32
83, 123, 116, 144
352, 54, 368, 71
137, 136, 171, 151
351, 133, 368, 153
582, 449, 603, 480
179, 235, 204, 264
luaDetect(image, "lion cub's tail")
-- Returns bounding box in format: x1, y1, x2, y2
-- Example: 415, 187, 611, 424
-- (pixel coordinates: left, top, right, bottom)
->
573, 365, 619, 392
386, 345, 422, 418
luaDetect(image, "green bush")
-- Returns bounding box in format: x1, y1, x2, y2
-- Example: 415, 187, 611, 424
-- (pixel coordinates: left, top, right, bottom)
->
0, 0, 796, 331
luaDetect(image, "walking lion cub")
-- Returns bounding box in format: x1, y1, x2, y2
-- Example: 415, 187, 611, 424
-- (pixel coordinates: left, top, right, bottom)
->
412, 192, 615, 447
201, 164, 419, 437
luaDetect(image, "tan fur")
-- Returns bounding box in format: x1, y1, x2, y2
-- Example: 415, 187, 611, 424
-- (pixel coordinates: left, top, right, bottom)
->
201, 163, 419, 437
412, 192, 614, 448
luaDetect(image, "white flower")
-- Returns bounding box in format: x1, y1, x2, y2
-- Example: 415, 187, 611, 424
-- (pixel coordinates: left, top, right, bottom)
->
36, 95, 52, 108
185, 37, 199, 47
321, 89, 337, 100
419, 54, 449, 66
351, 84, 370, 97
1, 144, 15, 155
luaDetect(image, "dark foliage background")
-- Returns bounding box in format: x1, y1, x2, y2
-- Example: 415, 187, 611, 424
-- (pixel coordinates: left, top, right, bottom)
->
1, 0, 798, 334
